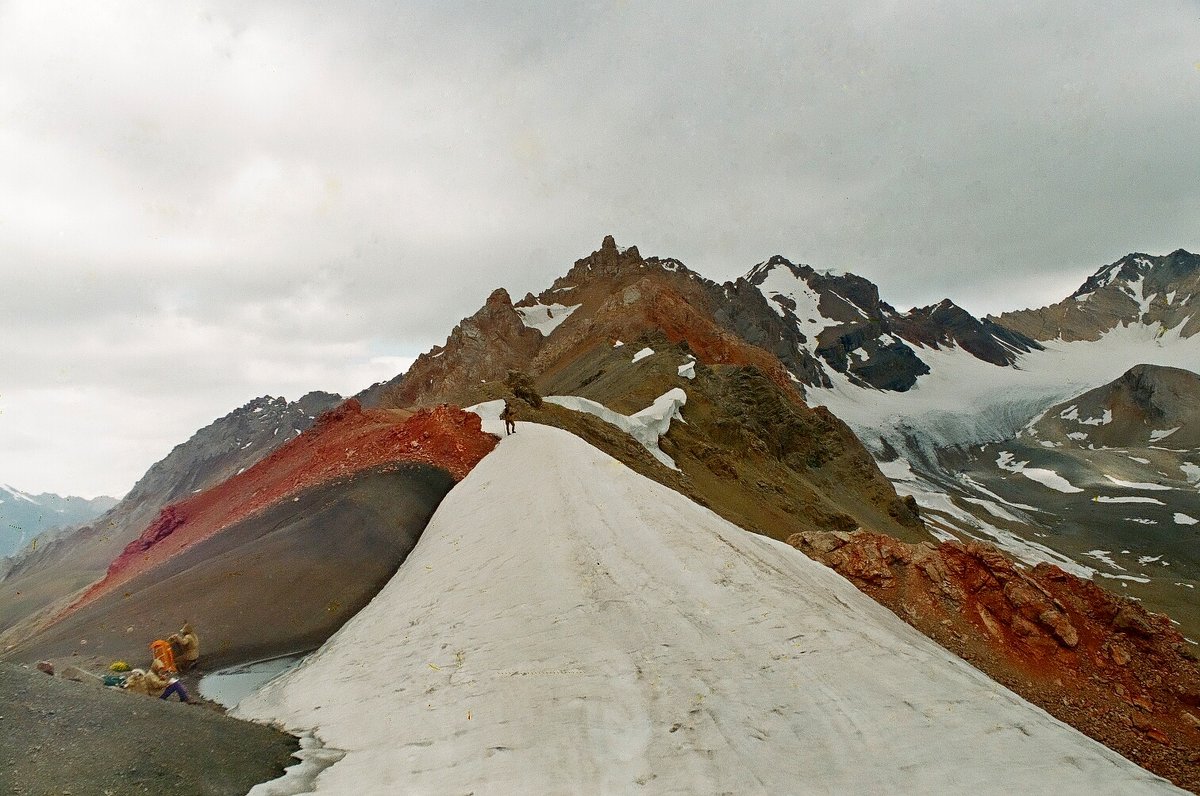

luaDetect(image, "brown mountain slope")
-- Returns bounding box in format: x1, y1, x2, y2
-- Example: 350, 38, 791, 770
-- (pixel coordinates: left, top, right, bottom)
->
994, 250, 1200, 342
1033, 363, 1200, 449
0, 392, 340, 642
2, 405, 496, 670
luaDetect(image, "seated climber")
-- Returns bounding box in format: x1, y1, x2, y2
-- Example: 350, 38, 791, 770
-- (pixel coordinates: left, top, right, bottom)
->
125, 657, 188, 705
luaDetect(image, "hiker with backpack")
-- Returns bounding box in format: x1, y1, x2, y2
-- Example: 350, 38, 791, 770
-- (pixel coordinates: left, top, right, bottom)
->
500, 400, 517, 436
169, 621, 200, 673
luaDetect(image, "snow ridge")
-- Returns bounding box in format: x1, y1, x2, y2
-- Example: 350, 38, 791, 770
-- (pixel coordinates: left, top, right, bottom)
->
237, 426, 1177, 794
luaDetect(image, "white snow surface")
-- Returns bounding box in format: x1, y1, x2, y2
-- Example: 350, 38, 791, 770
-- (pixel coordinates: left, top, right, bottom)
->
1095, 496, 1166, 505
1175, 513, 1199, 526
631, 346, 655, 363
236, 425, 1175, 794
677, 360, 696, 380
514, 302, 581, 335
542, 389, 687, 470
752, 264, 831, 352
996, 452, 1084, 494
1149, 427, 1180, 442
1104, 475, 1173, 491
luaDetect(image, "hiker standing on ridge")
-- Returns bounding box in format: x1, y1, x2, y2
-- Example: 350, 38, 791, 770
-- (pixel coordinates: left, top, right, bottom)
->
169, 621, 200, 673
500, 400, 517, 436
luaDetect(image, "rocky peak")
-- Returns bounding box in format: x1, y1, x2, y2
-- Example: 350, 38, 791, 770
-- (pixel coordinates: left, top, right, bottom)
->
1068, 250, 1200, 303
375, 285, 543, 409
994, 249, 1200, 342
890, 299, 1042, 367
562, 236, 647, 282
120, 391, 342, 509
1031, 362, 1200, 448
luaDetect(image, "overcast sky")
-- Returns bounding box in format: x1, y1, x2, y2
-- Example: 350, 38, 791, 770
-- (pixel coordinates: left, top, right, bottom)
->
2, 1, 1197, 498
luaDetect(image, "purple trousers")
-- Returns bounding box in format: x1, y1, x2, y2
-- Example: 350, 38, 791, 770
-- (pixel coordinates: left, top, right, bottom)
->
160, 680, 189, 702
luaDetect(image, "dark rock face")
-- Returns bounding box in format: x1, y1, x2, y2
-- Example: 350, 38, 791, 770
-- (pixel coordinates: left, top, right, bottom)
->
891, 299, 1043, 366
815, 322, 930, 391
744, 255, 1040, 391
709, 277, 831, 389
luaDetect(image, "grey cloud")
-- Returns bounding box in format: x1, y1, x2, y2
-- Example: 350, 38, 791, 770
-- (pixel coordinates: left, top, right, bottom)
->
1, 0, 1197, 494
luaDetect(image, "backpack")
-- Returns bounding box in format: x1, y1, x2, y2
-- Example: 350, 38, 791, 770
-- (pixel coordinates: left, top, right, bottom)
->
150, 639, 177, 673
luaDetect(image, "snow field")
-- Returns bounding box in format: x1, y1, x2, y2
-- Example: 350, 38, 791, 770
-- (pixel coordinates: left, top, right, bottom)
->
809, 321, 1200, 454
514, 302, 580, 335
236, 425, 1178, 794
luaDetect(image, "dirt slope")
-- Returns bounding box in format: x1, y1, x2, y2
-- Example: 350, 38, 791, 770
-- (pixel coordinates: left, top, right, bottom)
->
0, 663, 296, 796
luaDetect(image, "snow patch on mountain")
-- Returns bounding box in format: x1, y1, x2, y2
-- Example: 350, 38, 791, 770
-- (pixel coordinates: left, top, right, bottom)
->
472, 389, 687, 470
1, 485, 39, 505
630, 346, 654, 363
876, 458, 1093, 576
1104, 475, 1173, 491
514, 302, 580, 335
997, 452, 1084, 494
236, 426, 1175, 794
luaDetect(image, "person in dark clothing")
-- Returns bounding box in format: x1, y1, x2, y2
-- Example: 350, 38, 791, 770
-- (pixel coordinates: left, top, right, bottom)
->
500, 400, 517, 436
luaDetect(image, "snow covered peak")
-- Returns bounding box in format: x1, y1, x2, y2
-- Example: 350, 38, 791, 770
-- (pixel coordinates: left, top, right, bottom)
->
0, 484, 39, 505
1070, 250, 1197, 302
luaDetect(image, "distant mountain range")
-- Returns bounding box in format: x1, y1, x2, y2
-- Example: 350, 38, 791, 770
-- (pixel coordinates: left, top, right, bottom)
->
3, 237, 1198, 789
0, 485, 117, 558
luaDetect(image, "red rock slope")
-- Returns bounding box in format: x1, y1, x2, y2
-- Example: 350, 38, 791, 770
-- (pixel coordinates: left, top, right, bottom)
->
72, 401, 495, 613
790, 529, 1200, 791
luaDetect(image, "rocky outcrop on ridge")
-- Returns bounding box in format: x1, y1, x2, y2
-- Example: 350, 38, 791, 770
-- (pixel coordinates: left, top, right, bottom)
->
373, 289, 543, 409
790, 529, 1200, 791
994, 250, 1200, 342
